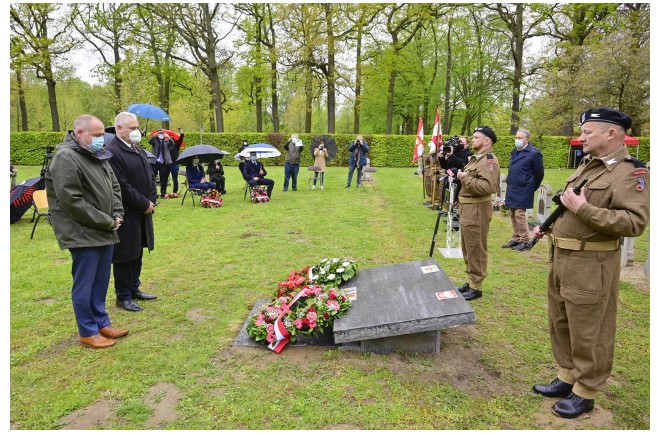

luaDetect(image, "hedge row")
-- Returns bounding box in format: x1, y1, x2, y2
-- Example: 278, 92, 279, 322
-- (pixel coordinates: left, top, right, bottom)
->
10, 131, 650, 169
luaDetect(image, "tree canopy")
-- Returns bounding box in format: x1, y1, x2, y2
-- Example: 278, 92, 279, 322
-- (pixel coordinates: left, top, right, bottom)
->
9, 3, 650, 137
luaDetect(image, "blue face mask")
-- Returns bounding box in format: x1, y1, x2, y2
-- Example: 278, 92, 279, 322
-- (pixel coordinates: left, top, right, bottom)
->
89, 136, 105, 152
250, 156, 257, 162
514, 139, 524, 148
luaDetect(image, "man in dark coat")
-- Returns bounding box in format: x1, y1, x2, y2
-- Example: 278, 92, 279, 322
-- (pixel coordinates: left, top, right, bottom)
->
149, 129, 175, 198
106, 112, 158, 312
502, 128, 544, 251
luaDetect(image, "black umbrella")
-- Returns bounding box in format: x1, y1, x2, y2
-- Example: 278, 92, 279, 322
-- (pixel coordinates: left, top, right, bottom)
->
311, 136, 337, 161
177, 144, 229, 166
10, 177, 42, 224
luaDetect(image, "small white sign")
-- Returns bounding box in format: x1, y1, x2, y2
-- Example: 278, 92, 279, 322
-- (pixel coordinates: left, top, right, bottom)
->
420, 265, 440, 274
435, 290, 458, 300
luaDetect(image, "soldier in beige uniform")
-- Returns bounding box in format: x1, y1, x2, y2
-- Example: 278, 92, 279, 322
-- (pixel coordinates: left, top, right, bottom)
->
456, 126, 500, 301
532, 108, 650, 419
423, 142, 445, 209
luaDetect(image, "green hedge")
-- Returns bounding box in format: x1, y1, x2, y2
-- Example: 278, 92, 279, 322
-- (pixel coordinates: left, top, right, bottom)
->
10, 132, 650, 169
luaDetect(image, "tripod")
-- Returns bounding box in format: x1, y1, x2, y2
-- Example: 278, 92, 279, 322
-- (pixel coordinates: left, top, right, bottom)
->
29, 145, 55, 190
428, 174, 450, 258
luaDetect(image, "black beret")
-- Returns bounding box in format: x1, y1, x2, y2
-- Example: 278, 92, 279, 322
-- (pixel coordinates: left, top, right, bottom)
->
580, 108, 632, 130
474, 125, 497, 144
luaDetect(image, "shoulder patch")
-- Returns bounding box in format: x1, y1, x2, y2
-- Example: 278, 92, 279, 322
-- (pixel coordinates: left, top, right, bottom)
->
625, 156, 646, 168
633, 168, 648, 176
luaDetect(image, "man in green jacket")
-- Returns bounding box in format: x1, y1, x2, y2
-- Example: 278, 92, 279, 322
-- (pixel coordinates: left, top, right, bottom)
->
46, 114, 129, 349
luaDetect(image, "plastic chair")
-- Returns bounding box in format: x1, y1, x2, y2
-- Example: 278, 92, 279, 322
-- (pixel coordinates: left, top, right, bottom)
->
180, 170, 203, 206
307, 166, 321, 190
361, 167, 378, 191
30, 189, 52, 239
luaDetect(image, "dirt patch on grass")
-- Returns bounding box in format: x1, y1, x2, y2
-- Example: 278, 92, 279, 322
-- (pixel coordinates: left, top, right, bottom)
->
240, 232, 262, 239
187, 308, 209, 324
59, 398, 117, 429
532, 400, 613, 429
37, 336, 80, 358
39, 298, 57, 305
620, 261, 649, 293
144, 382, 182, 428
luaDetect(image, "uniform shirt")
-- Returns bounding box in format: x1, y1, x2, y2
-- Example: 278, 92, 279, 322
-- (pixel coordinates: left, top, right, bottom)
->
459, 152, 500, 200
552, 145, 649, 242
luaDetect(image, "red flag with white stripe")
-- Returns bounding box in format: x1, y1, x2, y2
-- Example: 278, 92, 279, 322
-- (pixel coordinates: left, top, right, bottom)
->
430, 109, 443, 153
412, 117, 424, 163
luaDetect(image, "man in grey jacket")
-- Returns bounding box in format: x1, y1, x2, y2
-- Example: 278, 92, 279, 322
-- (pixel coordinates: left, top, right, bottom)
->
46, 114, 129, 349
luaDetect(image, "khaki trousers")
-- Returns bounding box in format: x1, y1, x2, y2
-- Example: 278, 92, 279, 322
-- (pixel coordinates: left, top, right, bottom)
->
548, 246, 621, 399
509, 208, 529, 243
459, 201, 492, 290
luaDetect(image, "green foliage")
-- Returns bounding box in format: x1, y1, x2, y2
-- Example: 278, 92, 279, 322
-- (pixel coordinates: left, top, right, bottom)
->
10, 132, 651, 168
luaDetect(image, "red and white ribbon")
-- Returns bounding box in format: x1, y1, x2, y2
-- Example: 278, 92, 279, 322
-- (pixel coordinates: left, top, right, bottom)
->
268, 286, 315, 353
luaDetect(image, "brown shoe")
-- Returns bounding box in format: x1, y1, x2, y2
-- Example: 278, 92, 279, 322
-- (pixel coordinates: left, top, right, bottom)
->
79, 334, 116, 349
99, 326, 129, 339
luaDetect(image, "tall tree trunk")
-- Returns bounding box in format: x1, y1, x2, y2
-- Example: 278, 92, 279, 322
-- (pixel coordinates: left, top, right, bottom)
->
304, 66, 312, 133
443, 20, 452, 135
208, 100, 216, 132
45, 75, 60, 131
325, 4, 336, 134
209, 66, 224, 132
385, 67, 396, 134
353, 23, 363, 134
16, 69, 28, 131
267, 4, 279, 132
510, 7, 523, 135
254, 19, 263, 132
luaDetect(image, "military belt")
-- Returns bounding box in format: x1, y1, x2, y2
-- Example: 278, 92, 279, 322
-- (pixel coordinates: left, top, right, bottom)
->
550, 235, 620, 251
459, 195, 492, 204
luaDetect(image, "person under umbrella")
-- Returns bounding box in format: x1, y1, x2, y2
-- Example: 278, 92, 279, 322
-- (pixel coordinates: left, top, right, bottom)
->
186, 158, 217, 192
243, 151, 275, 198
207, 156, 226, 195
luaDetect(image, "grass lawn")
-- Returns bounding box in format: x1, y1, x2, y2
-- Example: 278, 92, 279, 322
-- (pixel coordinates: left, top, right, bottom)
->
9, 164, 649, 429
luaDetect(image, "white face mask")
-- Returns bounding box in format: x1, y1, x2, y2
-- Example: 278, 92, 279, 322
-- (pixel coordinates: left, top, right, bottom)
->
129, 130, 142, 144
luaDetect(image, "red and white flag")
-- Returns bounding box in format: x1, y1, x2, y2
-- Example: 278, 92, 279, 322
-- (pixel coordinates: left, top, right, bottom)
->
430, 109, 443, 153
412, 117, 424, 163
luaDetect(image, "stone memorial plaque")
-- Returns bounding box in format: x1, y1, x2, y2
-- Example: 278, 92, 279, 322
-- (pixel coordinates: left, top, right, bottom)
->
333, 258, 476, 350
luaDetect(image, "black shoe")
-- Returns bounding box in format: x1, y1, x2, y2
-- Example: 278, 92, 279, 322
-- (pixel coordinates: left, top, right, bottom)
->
457, 282, 470, 293
221, 191, 226, 195
345, 185, 350, 188
502, 240, 521, 248
423, 201, 431, 205
133, 291, 157, 300
116, 299, 143, 312
512, 242, 532, 251
532, 378, 573, 398
552, 393, 594, 419
462, 288, 482, 301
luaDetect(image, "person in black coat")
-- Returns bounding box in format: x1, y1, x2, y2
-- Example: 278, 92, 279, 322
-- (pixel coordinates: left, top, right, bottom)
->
168, 128, 184, 195
106, 112, 158, 312
207, 158, 226, 194
502, 128, 544, 251
149, 129, 174, 198
243, 152, 275, 198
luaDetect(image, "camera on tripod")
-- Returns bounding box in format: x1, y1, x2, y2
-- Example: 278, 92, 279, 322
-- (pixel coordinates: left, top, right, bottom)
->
442, 136, 462, 155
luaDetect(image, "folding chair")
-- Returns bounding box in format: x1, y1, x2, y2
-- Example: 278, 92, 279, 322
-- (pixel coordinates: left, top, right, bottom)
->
180, 170, 203, 206
238, 164, 255, 200
30, 189, 52, 239
307, 166, 321, 190
361, 166, 378, 191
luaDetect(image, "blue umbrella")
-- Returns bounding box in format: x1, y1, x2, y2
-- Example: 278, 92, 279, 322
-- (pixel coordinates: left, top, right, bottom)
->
128, 103, 171, 121
238, 143, 281, 159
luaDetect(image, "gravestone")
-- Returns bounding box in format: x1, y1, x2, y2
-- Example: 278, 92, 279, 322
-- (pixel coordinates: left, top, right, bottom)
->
620, 237, 635, 267
535, 184, 553, 225
334, 258, 476, 354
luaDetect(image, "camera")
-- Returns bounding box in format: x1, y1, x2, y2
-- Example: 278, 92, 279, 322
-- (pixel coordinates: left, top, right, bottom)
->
442, 136, 462, 155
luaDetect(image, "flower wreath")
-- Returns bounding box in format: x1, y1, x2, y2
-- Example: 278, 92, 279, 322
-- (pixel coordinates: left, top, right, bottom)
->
201, 189, 223, 208
251, 186, 269, 203
163, 192, 180, 199
246, 258, 358, 353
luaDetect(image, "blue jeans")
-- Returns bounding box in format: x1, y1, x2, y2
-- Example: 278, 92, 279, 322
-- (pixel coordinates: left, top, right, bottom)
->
283, 162, 300, 190
346, 164, 363, 187
70, 245, 113, 337
313, 172, 325, 186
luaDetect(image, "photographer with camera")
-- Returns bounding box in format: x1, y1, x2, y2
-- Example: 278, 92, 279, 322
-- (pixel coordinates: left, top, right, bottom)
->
283, 133, 303, 191
312, 139, 329, 190
346, 135, 369, 188
438, 136, 472, 173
